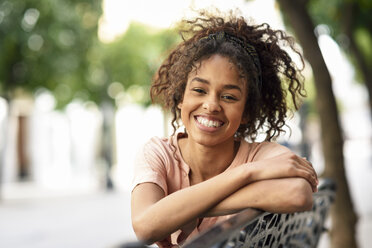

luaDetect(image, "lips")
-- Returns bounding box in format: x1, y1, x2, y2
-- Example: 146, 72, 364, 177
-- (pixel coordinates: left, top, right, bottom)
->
195, 115, 224, 128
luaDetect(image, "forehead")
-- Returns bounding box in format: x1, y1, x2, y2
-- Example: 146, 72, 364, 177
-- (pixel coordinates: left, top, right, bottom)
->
188, 54, 246, 87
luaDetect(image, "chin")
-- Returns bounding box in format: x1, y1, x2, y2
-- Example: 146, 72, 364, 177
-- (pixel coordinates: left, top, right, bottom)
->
192, 135, 234, 148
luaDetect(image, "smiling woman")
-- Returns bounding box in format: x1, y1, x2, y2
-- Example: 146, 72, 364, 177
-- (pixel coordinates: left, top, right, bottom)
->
129, 9, 318, 248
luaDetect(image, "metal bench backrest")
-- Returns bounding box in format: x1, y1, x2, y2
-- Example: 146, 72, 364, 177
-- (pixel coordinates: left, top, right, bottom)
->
182, 178, 336, 248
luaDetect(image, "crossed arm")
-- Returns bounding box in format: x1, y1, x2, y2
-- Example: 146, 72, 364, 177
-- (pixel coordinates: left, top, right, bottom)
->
131, 146, 318, 244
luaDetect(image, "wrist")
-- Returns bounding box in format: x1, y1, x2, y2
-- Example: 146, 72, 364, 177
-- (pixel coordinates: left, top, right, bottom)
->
241, 163, 255, 183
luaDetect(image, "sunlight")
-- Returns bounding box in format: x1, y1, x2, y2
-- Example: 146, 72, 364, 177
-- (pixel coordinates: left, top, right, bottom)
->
98, 0, 283, 43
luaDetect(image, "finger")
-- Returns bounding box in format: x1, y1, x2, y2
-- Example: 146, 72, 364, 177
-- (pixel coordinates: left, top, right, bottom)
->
296, 156, 314, 171
295, 156, 318, 181
293, 160, 316, 181
297, 170, 317, 189
306, 163, 318, 183
285, 153, 318, 187
303, 162, 318, 183
311, 182, 318, 193
301, 158, 317, 178
302, 167, 318, 187
298, 164, 318, 188
302, 157, 313, 167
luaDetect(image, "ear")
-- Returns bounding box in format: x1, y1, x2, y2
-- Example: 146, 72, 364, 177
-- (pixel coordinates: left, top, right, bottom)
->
240, 115, 248, 125
177, 102, 182, 109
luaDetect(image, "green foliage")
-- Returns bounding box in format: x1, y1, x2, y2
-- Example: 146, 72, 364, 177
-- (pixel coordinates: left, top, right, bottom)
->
308, 0, 342, 35
0, 0, 180, 108
0, 0, 102, 108
308, 0, 372, 83
99, 22, 180, 105
354, 28, 372, 65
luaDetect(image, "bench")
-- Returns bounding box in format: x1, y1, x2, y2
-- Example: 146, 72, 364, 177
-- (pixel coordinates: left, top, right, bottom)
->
121, 178, 336, 248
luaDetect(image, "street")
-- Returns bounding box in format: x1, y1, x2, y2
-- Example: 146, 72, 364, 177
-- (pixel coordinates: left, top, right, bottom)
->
0, 185, 137, 248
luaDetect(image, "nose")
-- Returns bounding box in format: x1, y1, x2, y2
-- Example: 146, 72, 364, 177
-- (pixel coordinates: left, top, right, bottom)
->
202, 96, 221, 113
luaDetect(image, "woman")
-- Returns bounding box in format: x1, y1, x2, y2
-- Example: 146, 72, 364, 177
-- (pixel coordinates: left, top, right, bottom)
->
131, 10, 318, 248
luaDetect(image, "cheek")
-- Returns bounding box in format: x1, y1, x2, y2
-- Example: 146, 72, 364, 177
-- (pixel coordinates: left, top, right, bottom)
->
178, 102, 187, 120
231, 105, 246, 125
239, 106, 248, 123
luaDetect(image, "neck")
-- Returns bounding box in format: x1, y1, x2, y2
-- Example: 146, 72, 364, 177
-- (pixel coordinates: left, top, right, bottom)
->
178, 135, 239, 184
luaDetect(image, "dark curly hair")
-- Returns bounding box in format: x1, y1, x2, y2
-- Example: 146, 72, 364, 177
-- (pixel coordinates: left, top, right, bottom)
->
151, 10, 306, 141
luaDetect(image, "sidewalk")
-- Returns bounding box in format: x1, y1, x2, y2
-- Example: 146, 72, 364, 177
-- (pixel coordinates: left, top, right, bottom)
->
0, 183, 137, 248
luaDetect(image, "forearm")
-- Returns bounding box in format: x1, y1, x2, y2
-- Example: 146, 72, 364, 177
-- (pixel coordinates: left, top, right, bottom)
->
132, 149, 318, 243
204, 177, 313, 217
132, 164, 251, 243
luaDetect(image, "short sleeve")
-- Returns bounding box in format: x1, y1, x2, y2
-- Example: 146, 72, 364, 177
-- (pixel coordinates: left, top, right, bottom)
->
131, 138, 168, 195
250, 141, 291, 161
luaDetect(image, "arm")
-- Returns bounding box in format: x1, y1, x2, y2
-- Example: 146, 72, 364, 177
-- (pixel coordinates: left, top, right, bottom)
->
131, 164, 251, 244
204, 143, 317, 216
204, 177, 313, 217
131, 149, 317, 244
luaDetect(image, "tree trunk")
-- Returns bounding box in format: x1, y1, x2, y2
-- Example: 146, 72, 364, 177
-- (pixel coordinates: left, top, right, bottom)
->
342, 2, 372, 116
100, 100, 115, 190
349, 34, 372, 115
276, 1, 358, 248
17, 115, 30, 180
0, 96, 10, 201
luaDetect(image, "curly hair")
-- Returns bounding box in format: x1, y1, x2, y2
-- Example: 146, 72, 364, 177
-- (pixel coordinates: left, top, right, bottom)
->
151, 10, 306, 141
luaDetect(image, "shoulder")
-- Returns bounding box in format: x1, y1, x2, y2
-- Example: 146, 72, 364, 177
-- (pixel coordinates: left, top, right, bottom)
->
247, 141, 291, 161
143, 136, 175, 153
139, 136, 177, 166
133, 136, 175, 195
143, 136, 171, 151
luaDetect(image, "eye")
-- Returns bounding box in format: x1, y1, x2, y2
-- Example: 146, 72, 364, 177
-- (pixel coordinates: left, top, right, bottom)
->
221, 94, 238, 102
192, 88, 206, 94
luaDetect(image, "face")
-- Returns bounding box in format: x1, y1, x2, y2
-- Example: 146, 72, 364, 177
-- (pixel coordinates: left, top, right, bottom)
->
178, 54, 247, 147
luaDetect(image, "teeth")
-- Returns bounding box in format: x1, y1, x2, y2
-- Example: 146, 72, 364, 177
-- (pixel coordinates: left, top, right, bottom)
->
196, 116, 223, 128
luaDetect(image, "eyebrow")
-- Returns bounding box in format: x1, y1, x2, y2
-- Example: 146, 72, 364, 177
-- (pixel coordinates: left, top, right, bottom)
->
191, 77, 243, 93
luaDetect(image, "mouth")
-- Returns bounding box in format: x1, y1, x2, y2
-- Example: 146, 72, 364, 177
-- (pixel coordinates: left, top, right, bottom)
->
195, 115, 224, 128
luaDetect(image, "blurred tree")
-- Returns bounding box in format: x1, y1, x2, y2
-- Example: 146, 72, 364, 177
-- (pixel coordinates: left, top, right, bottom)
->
0, 0, 179, 193
307, 2, 372, 245
308, 0, 372, 117
0, 0, 103, 194
276, 0, 358, 247
94, 23, 179, 189
0, 0, 102, 107
99, 22, 179, 106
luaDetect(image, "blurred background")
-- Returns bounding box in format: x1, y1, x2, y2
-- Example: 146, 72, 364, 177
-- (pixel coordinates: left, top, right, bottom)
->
0, 0, 371, 247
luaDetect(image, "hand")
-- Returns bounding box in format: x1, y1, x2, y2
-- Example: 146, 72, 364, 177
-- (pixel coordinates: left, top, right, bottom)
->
177, 219, 198, 244
248, 151, 318, 192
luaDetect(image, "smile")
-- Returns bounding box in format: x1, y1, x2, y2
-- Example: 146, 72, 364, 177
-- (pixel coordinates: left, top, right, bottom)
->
195, 116, 224, 128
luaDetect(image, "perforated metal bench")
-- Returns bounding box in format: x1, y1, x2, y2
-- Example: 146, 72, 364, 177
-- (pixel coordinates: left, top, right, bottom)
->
121, 178, 336, 248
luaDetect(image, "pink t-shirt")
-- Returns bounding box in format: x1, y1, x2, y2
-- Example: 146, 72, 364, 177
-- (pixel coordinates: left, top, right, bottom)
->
132, 133, 267, 247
